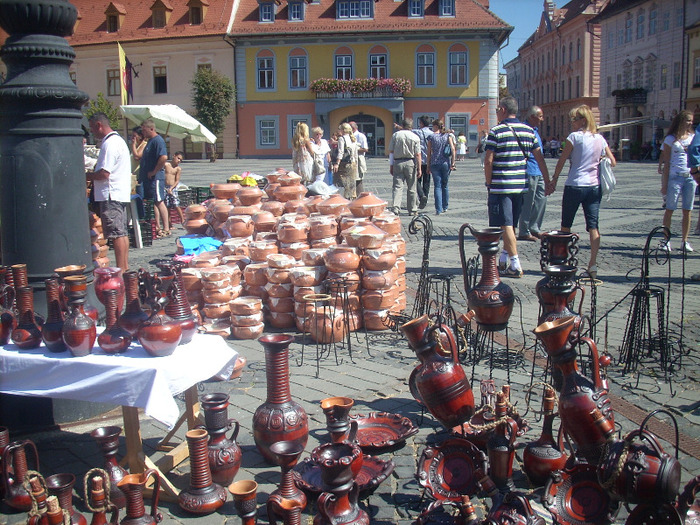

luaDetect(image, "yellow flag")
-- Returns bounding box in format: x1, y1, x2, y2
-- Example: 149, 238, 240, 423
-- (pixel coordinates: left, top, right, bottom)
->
118, 42, 128, 106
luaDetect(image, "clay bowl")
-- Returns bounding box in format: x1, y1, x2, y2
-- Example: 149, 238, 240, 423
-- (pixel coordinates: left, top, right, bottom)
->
211, 183, 241, 200
264, 182, 281, 197
230, 322, 265, 340
348, 192, 387, 218
54, 264, 87, 279
238, 186, 263, 206
362, 246, 398, 271
396, 256, 406, 274
289, 266, 327, 287
342, 223, 387, 250
229, 296, 263, 316
301, 248, 328, 266
230, 311, 264, 327
249, 241, 278, 263
316, 194, 350, 217
384, 235, 406, 256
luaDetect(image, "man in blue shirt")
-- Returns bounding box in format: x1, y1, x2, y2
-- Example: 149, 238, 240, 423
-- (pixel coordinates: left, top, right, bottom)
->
518, 106, 548, 241
140, 119, 170, 237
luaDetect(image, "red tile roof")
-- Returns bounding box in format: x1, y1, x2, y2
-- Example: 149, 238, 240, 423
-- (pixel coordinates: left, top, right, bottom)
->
229, 0, 511, 39
64, 0, 235, 46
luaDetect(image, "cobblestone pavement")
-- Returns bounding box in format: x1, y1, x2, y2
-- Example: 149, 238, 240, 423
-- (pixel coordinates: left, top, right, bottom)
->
1, 157, 698, 525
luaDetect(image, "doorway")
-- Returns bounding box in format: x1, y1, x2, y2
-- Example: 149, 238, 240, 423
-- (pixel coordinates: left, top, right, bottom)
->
346, 114, 385, 156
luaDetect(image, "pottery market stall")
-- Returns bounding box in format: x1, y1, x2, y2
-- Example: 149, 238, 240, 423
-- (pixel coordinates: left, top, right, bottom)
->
0, 333, 238, 501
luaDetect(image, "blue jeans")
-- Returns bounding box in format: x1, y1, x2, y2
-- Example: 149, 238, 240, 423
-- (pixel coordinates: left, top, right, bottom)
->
431, 162, 450, 213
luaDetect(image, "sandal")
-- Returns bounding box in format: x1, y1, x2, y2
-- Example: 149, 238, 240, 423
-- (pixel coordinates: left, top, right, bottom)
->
155, 229, 170, 239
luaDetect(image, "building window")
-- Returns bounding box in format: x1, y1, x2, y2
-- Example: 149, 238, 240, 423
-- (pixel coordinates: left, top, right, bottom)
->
189, 6, 202, 24
569, 43, 573, 63
662, 10, 670, 31
568, 78, 571, 99
695, 58, 700, 86
577, 39, 581, 60
633, 62, 643, 88
618, 29, 624, 45
153, 66, 167, 94
625, 14, 632, 42
438, 0, 454, 17
616, 73, 621, 90
606, 76, 612, 96
289, 2, 304, 21
637, 9, 644, 39
553, 49, 557, 67
337, 0, 372, 19
107, 69, 120, 96
646, 60, 656, 91
197, 63, 212, 72
561, 45, 565, 64
576, 76, 580, 97
649, 5, 657, 35
560, 80, 564, 100
369, 54, 387, 79
673, 61, 680, 88
289, 117, 310, 147
152, 9, 166, 28
257, 56, 275, 89
623, 66, 631, 88
448, 49, 467, 86
260, 3, 274, 22
335, 54, 353, 80
447, 116, 466, 138
608, 31, 614, 49
256, 117, 278, 148
676, 8, 683, 27
69, 71, 77, 84
289, 55, 307, 89
417, 52, 434, 86
408, 0, 423, 17
107, 14, 119, 32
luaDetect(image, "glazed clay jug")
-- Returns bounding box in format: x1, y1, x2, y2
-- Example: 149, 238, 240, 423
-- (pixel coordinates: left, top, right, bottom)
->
62, 276, 97, 357
177, 429, 227, 515
0, 285, 17, 346
410, 322, 474, 429
156, 260, 197, 345
200, 393, 242, 486
2, 439, 39, 511
94, 267, 125, 314
117, 469, 162, 525
46, 473, 87, 525
42, 278, 66, 352
118, 271, 149, 337
11, 286, 42, 349
533, 316, 615, 465
253, 334, 309, 464
459, 224, 514, 331
536, 265, 583, 324
522, 386, 567, 486
84, 472, 119, 525
487, 392, 519, 493
137, 273, 182, 357
90, 426, 128, 509
98, 289, 133, 354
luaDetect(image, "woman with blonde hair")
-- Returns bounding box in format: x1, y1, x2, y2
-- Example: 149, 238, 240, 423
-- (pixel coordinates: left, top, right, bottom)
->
332, 122, 359, 199
549, 104, 616, 278
659, 110, 696, 253
310, 126, 331, 184
292, 122, 315, 184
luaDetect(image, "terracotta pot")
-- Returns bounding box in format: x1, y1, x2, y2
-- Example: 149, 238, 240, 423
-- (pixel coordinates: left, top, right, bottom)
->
185, 204, 207, 220
308, 308, 346, 343
253, 334, 309, 463
232, 205, 260, 216
180, 269, 203, 292
284, 199, 309, 216
273, 184, 306, 202
339, 215, 370, 232
190, 253, 221, 268
265, 282, 293, 298
279, 242, 310, 260
199, 266, 232, 282
309, 214, 339, 240
278, 172, 302, 186
360, 309, 388, 331
361, 287, 399, 310
324, 246, 360, 272
225, 215, 255, 238
266, 267, 292, 284
293, 285, 323, 302
231, 323, 265, 339
238, 186, 263, 206
361, 246, 397, 271
268, 296, 296, 314
213, 202, 234, 223
316, 194, 350, 217
265, 311, 295, 328
202, 287, 235, 304
201, 278, 230, 291
326, 271, 361, 292
277, 217, 310, 243
252, 211, 277, 232
311, 237, 338, 249
243, 284, 268, 301
243, 263, 269, 286
230, 297, 263, 316
183, 218, 209, 237
294, 300, 315, 318
261, 200, 285, 217
249, 241, 278, 263
348, 192, 387, 218
289, 266, 327, 287
221, 238, 249, 257
371, 212, 402, 235
384, 235, 406, 256
201, 302, 231, 319
304, 195, 324, 213
362, 268, 397, 290
210, 183, 241, 200
220, 255, 251, 271
302, 248, 328, 266
264, 182, 281, 197
267, 253, 296, 269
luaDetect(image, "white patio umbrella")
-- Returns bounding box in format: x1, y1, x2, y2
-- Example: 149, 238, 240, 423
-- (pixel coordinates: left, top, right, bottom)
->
120, 104, 217, 144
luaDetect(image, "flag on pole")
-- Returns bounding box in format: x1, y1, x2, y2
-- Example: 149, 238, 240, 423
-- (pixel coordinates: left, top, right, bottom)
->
117, 42, 133, 105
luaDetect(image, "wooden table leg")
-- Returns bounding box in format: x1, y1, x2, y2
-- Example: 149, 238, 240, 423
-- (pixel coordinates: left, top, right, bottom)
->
157, 385, 202, 451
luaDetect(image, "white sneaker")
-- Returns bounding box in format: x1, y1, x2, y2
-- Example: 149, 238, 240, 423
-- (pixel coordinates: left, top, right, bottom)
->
682, 241, 694, 253
658, 240, 672, 253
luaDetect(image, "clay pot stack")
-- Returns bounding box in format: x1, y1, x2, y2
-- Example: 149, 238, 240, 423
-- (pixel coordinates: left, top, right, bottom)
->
184, 204, 209, 235
90, 212, 110, 268
309, 213, 339, 249
229, 296, 264, 339
264, 254, 296, 329
199, 266, 241, 335
181, 268, 204, 311
322, 245, 362, 335
277, 213, 310, 261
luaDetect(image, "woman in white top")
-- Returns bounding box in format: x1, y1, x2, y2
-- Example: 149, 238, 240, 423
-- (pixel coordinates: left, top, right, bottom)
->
549, 105, 616, 279
311, 126, 331, 184
292, 122, 315, 184
659, 110, 697, 253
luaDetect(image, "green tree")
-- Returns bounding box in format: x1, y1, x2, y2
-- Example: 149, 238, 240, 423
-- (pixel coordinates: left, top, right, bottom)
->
192, 68, 235, 161
84, 92, 121, 129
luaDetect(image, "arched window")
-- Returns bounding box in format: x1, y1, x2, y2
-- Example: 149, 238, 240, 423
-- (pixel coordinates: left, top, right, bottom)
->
288, 48, 307, 89
416, 43, 435, 86
369, 45, 388, 78
334, 46, 354, 80
637, 9, 645, 39
577, 39, 581, 60
448, 43, 468, 85
256, 49, 275, 90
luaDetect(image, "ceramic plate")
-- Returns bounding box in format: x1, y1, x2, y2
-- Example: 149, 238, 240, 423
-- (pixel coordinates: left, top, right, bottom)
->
349, 412, 419, 451
293, 455, 394, 497
416, 437, 487, 502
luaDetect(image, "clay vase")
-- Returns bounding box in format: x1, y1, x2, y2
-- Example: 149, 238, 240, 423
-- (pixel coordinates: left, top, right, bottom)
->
84, 473, 119, 525
0, 285, 17, 346
118, 271, 149, 337
539, 230, 579, 269
522, 386, 567, 486
253, 333, 309, 464
156, 260, 197, 345
94, 267, 125, 314
41, 278, 66, 352
200, 393, 243, 486
459, 223, 514, 331
266, 441, 307, 525
536, 264, 583, 324
2, 439, 39, 511
62, 276, 97, 357
90, 426, 128, 509
312, 442, 368, 525
98, 289, 133, 354
486, 393, 519, 493
411, 323, 475, 429
117, 469, 162, 525
53, 264, 88, 315
11, 286, 43, 349
137, 273, 182, 357
178, 429, 227, 515
46, 473, 87, 525
533, 317, 615, 465
229, 480, 258, 525
320, 397, 355, 444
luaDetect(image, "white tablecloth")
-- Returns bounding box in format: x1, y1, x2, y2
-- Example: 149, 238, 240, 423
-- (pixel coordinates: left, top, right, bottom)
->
0, 333, 239, 428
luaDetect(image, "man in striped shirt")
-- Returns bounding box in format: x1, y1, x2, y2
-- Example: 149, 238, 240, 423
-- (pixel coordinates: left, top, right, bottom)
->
484, 97, 550, 277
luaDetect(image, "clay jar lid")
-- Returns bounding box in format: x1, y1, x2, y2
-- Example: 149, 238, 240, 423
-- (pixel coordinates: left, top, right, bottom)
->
372, 212, 402, 235
301, 248, 328, 266
185, 204, 207, 220
265, 172, 281, 183
304, 195, 325, 213
252, 210, 277, 232
316, 194, 350, 216
210, 183, 241, 200
278, 172, 302, 186
339, 215, 371, 232
229, 296, 263, 316
237, 186, 263, 206
342, 223, 387, 249
267, 253, 297, 269
261, 200, 285, 217
273, 183, 307, 202
284, 199, 310, 216
225, 215, 255, 238
348, 192, 387, 218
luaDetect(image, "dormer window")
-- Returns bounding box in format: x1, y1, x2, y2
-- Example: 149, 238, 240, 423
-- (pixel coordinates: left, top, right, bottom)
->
150, 0, 173, 28
104, 2, 126, 32
336, 0, 372, 19
187, 0, 208, 25
438, 0, 454, 17
408, 0, 423, 17
260, 2, 275, 22
289, 1, 304, 21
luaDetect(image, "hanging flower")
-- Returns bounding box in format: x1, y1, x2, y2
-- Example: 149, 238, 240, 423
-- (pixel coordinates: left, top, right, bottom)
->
309, 77, 412, 95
